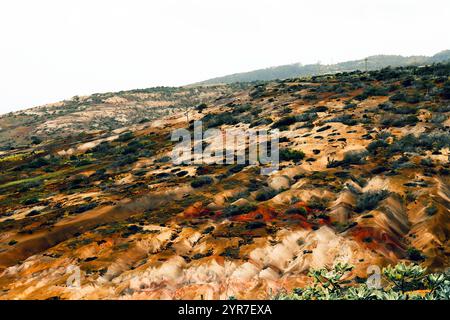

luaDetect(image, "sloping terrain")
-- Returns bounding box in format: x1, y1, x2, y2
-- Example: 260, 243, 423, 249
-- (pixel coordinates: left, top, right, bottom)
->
0, 63, 449, 299
0, 84, 249, 149
196, 50, 450, 85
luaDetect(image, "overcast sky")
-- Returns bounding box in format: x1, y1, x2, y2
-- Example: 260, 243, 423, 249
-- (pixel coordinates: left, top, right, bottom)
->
0, 0, 449, 114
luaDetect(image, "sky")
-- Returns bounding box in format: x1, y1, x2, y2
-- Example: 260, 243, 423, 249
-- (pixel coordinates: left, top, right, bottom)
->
0, 0, 449, 114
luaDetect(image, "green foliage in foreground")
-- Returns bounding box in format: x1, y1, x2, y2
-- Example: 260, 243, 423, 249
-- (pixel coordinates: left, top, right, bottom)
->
271, 262, 450, 300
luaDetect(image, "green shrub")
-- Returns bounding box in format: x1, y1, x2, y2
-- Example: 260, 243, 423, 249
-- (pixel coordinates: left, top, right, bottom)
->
223, 204, 256, 217
249, 117, 273, 128
195, 103, 207, 113
272, 262, 450, 300
391, 105, 417, 115
279, 148, 305, 162
190, 176, 213, 188
382, 115, 419, 127
271, 116, 297, 129
440, 81, 450, 99
117, 131, 134, 142
26, 210, 41, 217
23, 197, 40, 205
366, 139, 389, 153
390, 91, 407, 102
285, 207, 307, 216
357, 86, 389, 100
355, 190, 389, 213
388, 133, 450, 154
296, 112, 318, 122
383, 263, 426, 292
255, 187, 278, 201
406, 247, 425, 261
30, 136, 42, 145
425, 204, 438, 216
327, 150, 367, 168
326, 114, 357, 126
202, 112, 238, 128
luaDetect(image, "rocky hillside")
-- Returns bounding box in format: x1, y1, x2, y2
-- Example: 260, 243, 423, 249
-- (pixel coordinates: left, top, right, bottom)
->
0, 84, 249, 150
0, 63, 449, 299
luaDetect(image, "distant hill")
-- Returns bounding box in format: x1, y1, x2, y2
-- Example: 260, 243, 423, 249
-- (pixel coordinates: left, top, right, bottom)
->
196, 50, 450, 85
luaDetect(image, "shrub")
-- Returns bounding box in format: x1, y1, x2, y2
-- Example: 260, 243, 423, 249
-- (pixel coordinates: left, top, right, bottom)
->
383, 263, 426, 292
355, 190, 389, 212
406, 247, 425, 261
326, 114, 357, 126
195, 103, 207, 113
366, 139, 389, 153
425, 204, 438, 216
227, 164, 247, 174
327, 150, 368, 168
440, 81, 450, 99
72, 202, 98, 214
361, 86, 389, 99
391, 105, 417, 115
27, 157, 50, 169
138, 118, 150, 124
312, 106, 328, 112
378, 102, 394, 111
316, 125, 332, 132
279, 149, 305, 162
390, 91, 407, 102
92, 141, 112, 155
303, 94, 317, 101
176, 170, 188, 177
26, 210, 41, 217
245, 221, 266, 229
420, 158, 434, 167
388, 133, 450, 154
382, 115, 419, 127
223, 204, 256, 217
249, 117, 273, 128
271, 116, 297, 129
190, 176, 213, 188
255, 187, 278, 201
155, 155, 171, 163
307, 197, 328, 211
344, 103, 357, 109
23, 197, 40, 205
272, 262, 450, 300
430, 113, 448, 124
30, 136, 42, 145
202, 112, 238, 128
117, 131, 134, 142
113, 155, 138, 167
220, 247, 240, 259
285, 207, 307, 216
202, 226, 215, 234
401, 76, 414, 87
295, 112, 318, 122
232, 104, 252, 114
121, 225, 144, 238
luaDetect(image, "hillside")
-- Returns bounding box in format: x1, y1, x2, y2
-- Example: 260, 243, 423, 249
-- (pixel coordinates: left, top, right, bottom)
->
196, 50, 450, 85
0, 63, 449, 299
0, 84, 250, 151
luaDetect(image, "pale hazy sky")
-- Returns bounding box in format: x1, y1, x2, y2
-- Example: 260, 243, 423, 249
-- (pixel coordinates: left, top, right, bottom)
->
0, 0, 449, 114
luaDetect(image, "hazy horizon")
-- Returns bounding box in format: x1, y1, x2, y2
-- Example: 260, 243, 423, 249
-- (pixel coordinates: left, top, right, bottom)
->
1, 0, 449, 114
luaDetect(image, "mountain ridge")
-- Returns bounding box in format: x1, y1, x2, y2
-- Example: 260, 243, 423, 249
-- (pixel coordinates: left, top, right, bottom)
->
195, 50, 450, 85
